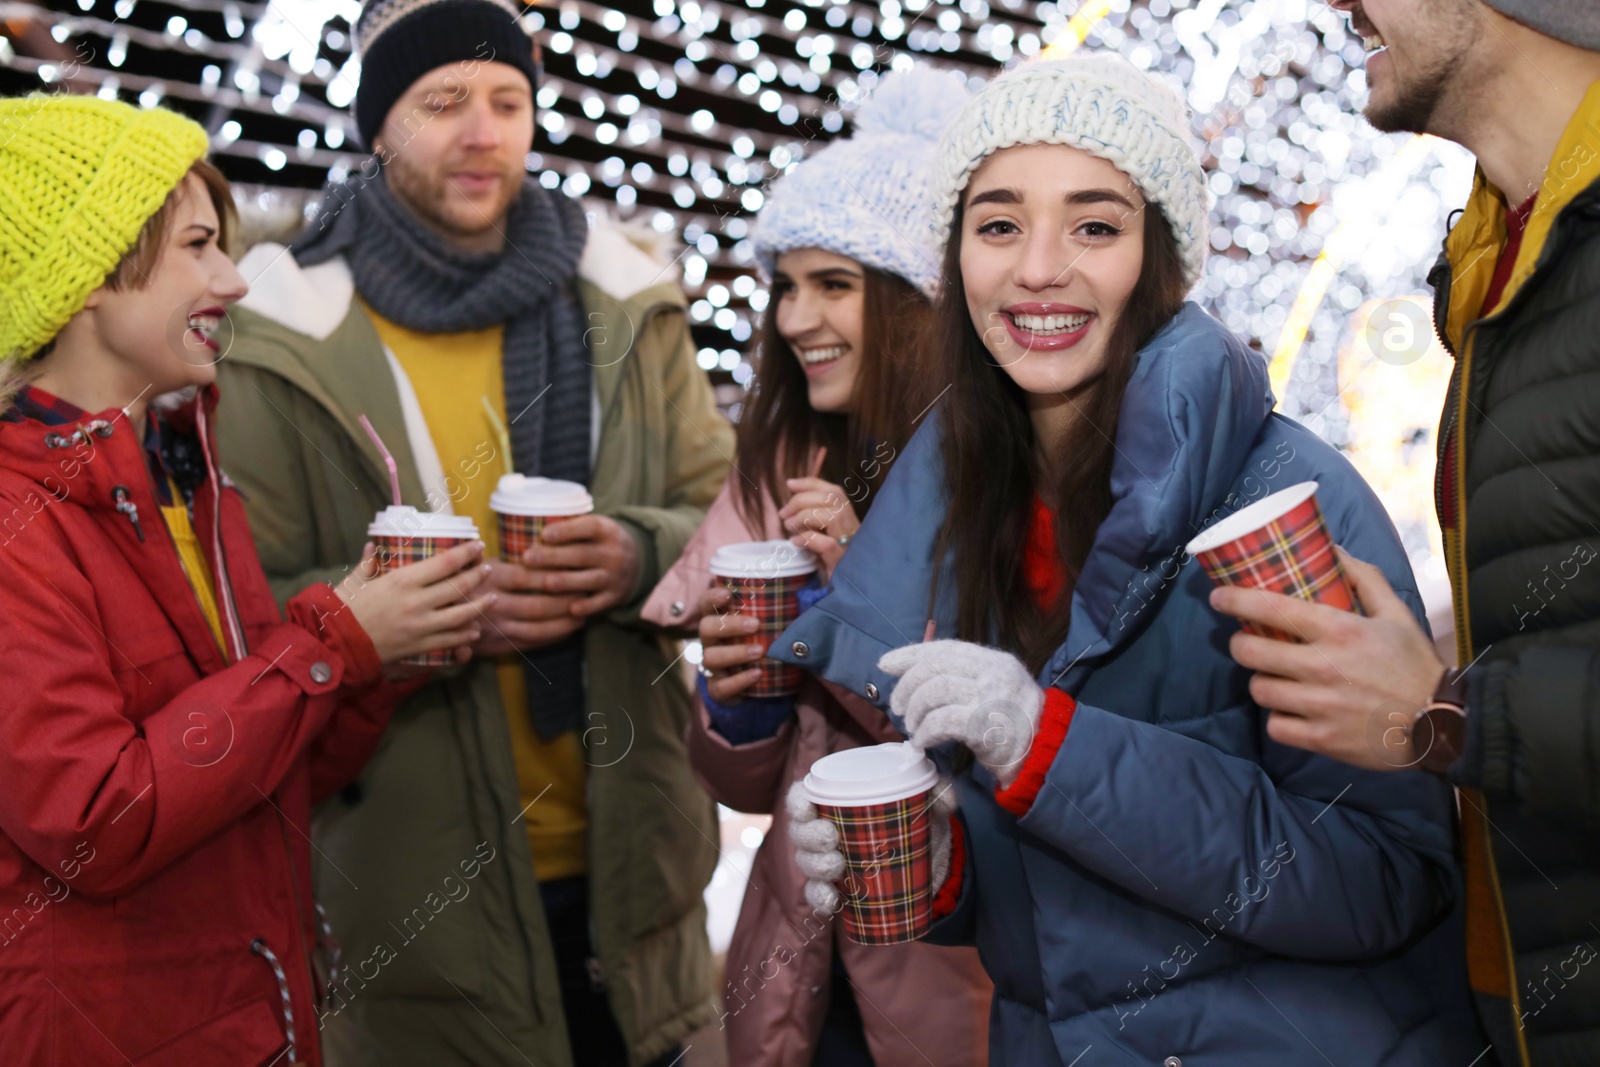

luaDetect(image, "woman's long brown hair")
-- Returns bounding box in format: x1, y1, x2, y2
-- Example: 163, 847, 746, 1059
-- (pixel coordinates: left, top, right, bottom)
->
734, 264, 935, 529
931, 197, 1189, 674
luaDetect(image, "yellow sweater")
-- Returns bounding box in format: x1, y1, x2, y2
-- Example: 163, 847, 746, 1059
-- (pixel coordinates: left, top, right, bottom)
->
365, 302, 590, 881
160, 475, 225, 653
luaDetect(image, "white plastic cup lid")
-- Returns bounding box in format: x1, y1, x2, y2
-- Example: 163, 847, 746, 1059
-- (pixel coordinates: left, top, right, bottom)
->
489, 475, 595, 517
802, 742, 938, 807
708, 540, 818, 580
367, 505, 479, 540
1185, 481, 1321, 557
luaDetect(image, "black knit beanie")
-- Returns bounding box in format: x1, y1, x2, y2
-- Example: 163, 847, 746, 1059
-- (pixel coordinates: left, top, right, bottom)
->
353, 0, 541, 149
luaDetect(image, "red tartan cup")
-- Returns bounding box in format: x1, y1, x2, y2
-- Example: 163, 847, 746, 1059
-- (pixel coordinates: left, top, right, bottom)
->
803, 742, 940, 945
708, 541, 818, 699
489, 475, 595, 564
1186, 481, 1360, 642
366, 506, 480, 666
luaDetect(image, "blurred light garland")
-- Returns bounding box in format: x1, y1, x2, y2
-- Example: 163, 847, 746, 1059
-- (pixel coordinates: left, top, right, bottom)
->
2, 0, 1474, 487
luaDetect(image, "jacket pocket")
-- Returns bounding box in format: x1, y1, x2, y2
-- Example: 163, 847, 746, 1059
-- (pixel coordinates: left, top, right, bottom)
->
131, 996, 285, 1066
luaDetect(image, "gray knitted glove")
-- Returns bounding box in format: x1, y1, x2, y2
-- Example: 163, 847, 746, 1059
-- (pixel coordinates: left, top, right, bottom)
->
878, 640, 1045, 788
788, 778, 960, 914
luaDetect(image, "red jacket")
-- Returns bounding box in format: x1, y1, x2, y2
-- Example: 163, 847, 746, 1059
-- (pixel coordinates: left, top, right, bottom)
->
0, 385, 399, 1066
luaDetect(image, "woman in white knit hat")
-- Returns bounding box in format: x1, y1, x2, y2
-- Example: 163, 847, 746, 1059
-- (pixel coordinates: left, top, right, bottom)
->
781, 55, 1481, 1065
642, 65, 993, 1067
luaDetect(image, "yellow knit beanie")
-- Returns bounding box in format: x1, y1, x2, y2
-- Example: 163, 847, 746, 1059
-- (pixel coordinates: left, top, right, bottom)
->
0, 95, 210, 361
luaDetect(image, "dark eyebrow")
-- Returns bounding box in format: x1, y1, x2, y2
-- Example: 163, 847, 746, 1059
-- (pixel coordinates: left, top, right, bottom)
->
183, 224, 217, 238
968, 187, 1020, 207
967, 187, 1139, 210
807, 267, 861, 282
1069, 188, 1139, 210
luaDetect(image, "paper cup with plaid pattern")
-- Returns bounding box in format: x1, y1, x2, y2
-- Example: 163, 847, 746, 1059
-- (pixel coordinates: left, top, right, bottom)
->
708, 541, 818, 699
803, 742, 939, 945
1186, 481, 1359, 642
367, 506, 480, 666
489, 475, 594, 564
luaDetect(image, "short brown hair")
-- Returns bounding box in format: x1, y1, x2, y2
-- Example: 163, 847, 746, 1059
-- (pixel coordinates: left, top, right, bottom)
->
104, 157, 236, 291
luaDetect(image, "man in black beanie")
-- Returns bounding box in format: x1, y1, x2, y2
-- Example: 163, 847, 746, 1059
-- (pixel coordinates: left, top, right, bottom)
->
1213, 2, 1600, 1064
216, 2, 730, 1064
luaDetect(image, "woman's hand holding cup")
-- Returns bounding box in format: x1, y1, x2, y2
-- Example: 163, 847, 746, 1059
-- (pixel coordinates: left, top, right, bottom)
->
337, 539, 495, 667
697, 584, 767, 704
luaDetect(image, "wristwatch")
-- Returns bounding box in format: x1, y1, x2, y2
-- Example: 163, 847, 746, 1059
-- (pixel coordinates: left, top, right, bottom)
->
1408, 667, 1469, 774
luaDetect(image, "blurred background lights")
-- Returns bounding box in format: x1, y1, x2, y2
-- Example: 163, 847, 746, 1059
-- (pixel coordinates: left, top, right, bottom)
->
0, 0, 1469, 619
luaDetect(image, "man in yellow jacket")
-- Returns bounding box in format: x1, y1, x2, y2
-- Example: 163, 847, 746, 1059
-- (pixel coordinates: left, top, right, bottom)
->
1212, 3, 1600, 1064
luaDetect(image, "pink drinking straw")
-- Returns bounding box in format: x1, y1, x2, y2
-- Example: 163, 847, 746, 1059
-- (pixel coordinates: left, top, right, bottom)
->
358, 414, 403, 507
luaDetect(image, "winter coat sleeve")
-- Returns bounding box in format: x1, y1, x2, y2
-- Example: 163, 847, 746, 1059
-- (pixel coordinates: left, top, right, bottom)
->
685, 688, 797, 814
1457, 644, 1600, 830
0, 528, 384, 900
214, 363, 357, 611
289, 583, 427, 805
604, 304, 734, 624
1011, 703, 1457, 961
1009, 515, 1459, 963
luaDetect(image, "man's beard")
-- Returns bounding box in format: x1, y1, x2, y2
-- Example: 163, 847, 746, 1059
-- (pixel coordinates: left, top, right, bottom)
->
384, 152, 522, 241
1365, 61, 1452, 134
1361, 7, 1478, 137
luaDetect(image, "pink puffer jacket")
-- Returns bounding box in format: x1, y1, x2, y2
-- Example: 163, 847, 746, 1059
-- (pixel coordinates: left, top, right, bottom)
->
643, 472, 992, 1067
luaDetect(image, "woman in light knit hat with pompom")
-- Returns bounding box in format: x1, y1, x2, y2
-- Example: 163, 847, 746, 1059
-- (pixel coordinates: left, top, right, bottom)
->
780, 55, 1483, 1065
642, 65, 993, 1066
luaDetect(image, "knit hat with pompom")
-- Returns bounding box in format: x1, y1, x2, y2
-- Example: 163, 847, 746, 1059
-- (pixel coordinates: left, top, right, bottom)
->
930, 54, 1210, 289
753, 65, 971, 297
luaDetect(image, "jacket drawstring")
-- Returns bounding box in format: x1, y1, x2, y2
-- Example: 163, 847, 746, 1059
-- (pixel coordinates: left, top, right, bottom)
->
251, 937, 298, 1065
110, 486, 145, 543
315, 901, 342, 993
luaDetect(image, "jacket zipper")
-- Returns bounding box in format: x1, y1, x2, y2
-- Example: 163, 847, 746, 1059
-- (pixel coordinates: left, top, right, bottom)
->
273, 811, 320, 1018
1430, 185, 1600, 1067
196, 403, 249, 661
111, 485, 145, 543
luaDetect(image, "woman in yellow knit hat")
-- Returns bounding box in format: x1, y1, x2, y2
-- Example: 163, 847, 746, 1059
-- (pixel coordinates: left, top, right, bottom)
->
0, 95, 495, 1066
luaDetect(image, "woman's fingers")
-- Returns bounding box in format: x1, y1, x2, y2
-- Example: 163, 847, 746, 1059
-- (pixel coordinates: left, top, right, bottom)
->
424, 625, 484, 653
702, 640, 765, 672
789, 530, 844, 577
401, 539, 486, 584
431, 594, 497, 631
708, 667, 763, 703
354, 542, 380, 581
699, 609, 757, 642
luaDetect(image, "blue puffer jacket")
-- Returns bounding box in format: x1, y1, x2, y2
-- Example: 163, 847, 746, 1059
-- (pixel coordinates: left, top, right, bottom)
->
773, 303, 1482, 1065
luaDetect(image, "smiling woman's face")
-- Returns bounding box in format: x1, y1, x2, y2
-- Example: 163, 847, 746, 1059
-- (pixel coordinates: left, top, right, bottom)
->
772, 247, 867, 414
959, 143, 1145, 400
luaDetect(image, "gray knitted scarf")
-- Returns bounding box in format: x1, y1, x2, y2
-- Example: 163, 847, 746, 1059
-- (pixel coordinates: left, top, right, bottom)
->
294, 172, 592, 740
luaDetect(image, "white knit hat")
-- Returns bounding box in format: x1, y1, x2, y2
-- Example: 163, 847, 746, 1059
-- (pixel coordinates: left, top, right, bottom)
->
753, 65, 971, 297
930, 54, 1209, 289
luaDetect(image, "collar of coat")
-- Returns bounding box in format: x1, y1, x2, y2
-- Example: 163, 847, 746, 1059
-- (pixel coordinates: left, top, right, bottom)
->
780, 301, 1275, 686
234, 206, 681, 342
1442, 77, 1600, 350
0, 382, 223, 518
224, 207, 688, 508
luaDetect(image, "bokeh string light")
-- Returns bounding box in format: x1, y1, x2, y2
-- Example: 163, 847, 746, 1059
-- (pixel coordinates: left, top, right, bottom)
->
1, 0, 1467, 584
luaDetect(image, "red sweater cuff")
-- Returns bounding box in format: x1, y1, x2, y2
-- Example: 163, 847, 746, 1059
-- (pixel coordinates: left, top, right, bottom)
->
931, 815, 967, 919
993, 687, 1076, 817
286, 582, 384, 691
